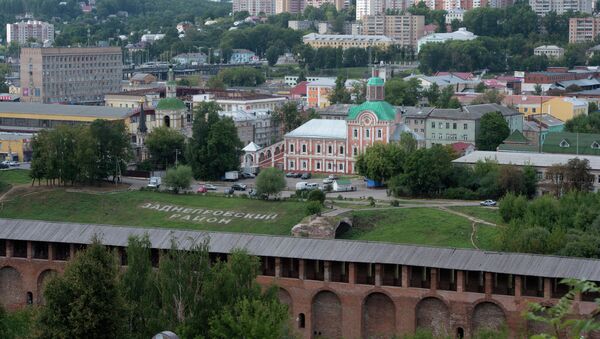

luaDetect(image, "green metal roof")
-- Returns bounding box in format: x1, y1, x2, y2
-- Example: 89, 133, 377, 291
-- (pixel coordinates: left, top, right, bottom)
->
497, 144, 539, 153
347, 100, 397, 121
367, 77, 384, 86
156, 97, 186, 111
542, 132, 600, 156
335, 179, 352, 185
503, 130, 530, 144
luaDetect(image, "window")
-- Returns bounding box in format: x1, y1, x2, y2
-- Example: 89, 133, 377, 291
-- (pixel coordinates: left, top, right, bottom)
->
289, 161, 295, 169
431, 122, 435, 128
353, 129, 358, 138
327, 163, 332, 170
289, 144, 294, 153
302, 144, 307, 153
316, 144, 321, 153
463, 123, 468, 130
339, 163, 344, 171
439, 122, 443, 128
302, 161, 307, 169
316, 162, 321, 170
524, 108, 528, 112
365, 129, 370, 138
453, 123, 457, 129
377, 129, 382, 138
438, 133, 442, 139
532, 108, 537, 113
446, 123, 450, 129
339, 146, 344, 155
328, 145, 333, 154
353, 147, 357, 156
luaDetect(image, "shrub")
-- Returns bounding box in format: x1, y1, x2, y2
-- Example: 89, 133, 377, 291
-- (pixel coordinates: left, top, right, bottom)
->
443, 187, 479, 200
307, 189, 326, 204
164, 165, 192, 194
390, 200, 400, 207
499, 192, 527, 223
305, 201, 322, 216
368, 196, 375, 207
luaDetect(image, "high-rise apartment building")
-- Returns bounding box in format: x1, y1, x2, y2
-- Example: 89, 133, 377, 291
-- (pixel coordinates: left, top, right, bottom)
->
361, 15, 425, 48
569, 17, 600, 43
356, 0, 384, 20
233, 0, 275, 15
276, 0, 305, 13
6, 20, 54, 45
529, 0, 592, 15
305, 0, 345, 9
20, 47, 123, 104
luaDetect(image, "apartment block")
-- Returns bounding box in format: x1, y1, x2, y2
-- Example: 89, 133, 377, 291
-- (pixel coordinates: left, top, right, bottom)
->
20, 47, 122, 104
6, 20, 54, 45
276, 0, 305, 13
232, 0, 275, 16
361, 15, 425, 48
303, 33, 396, 49
569, 17, 600, 43
305, 0, 345, 10
529, 0, 592, 15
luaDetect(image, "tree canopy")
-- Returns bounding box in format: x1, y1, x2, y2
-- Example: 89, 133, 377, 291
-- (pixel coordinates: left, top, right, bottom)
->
476, 112, 510, 151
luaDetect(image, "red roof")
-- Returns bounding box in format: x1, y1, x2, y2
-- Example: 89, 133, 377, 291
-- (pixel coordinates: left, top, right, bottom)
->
451, 142, 475, 153
502, 95, 552, 106
290, 81, 308, 97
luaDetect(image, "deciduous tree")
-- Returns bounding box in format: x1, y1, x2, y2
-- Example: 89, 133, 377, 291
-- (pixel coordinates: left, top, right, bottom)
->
255, 167, 286, 198
145, 126, 186, 168
476, 111, 510, 151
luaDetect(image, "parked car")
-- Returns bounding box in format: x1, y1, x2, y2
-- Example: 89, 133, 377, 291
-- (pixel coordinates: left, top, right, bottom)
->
322, 178, 334, 184
197, 185, 208, 193
224, 187, 234, 195
328, 174, 339, 180
241, 172, 255, 179
480, 200, 497, 207
301, 173, 311, 180
0, 163, 8, 169
286, 172, 297, 178
306, 183, 319, 190
147, 176, 161, 189
204, 184, 217, 190
8, 161, 19, 167
231, 183, 247, 191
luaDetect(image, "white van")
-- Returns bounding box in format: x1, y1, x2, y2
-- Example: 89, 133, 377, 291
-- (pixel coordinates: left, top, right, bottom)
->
147, 176, 161, 188
295, 182, 308, 190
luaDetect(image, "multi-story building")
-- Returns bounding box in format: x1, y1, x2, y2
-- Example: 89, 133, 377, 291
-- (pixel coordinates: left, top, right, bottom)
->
232, 0, 275, 16
356, 0, 384, 20
305, 0, 345, 9
229, 49, 259, 64
20, 47, 122, 104
361, 14, 425, 48
529, 0, 592, 15
541, 96, 588, 122
534, 45, 565, 59
417, 28, 477, 52
416, 104, 523, 148
276, 0, 306, 13
303, 33, 396, 49
288, 20, 312, 30
445, 9, 465, 24
306, 78, 361, 108
284, 72, 421, 174
6, 20, 54, 45
569, 17, 600, 43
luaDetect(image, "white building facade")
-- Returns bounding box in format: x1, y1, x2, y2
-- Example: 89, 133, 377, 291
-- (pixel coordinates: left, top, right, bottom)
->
6, 20, 54, 44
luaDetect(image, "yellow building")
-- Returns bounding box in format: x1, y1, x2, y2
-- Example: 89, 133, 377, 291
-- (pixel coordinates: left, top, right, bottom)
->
541, 97, 588, 122
302, 33, 396, 50
0, 102, 132, 133
0, 132, 33, 162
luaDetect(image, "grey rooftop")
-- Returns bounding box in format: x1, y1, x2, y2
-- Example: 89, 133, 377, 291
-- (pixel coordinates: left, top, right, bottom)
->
1, 218, 600, 281
0, 102, 132, 119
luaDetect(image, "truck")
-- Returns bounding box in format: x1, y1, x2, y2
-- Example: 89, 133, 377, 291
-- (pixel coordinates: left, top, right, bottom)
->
224, 171, 239, 182
147, 176, 161, 188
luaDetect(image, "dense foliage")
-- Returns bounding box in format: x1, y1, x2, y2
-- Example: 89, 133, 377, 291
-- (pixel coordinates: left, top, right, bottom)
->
187, 102, 243, 180
29, 120, 131, 185
564, 111, 600, 133
144, 126, 186, 169
33, 236, 289, 338
164, 165, 193, 193
476, 112, 510, 151
255, 167, 287, 198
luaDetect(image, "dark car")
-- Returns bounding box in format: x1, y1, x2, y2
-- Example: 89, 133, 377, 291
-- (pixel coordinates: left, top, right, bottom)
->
241, 172, 255, 179
231, 183, 247, 191
286, 172, 297, 178
0, 163, 8, 169
301, 173, 311, 180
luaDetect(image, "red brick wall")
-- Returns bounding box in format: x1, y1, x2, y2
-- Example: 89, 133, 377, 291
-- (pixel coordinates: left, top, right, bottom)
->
363, 292, 396, 338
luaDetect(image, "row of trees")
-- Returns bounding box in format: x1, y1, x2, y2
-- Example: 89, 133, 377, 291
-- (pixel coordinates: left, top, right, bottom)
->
29, 120, 130, 185
294, 44, 416, 71
30, 236, 289, 338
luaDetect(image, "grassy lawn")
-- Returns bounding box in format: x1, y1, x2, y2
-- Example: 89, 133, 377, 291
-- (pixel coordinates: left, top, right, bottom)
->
448, 206, 504, 225
339, 208, 477, 249
0, 189, 306, 235
0, 169, 31, 185
475, 224, 499, 250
